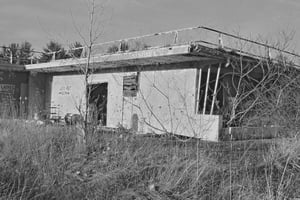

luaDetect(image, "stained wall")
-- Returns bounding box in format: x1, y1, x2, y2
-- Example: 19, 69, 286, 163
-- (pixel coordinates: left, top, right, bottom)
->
50, 68, 222, 141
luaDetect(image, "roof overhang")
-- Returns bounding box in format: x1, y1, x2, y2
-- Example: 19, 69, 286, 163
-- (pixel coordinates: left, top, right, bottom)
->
23, 26, 300, 73
0, 63, 26, 72
25, 44, 226, 73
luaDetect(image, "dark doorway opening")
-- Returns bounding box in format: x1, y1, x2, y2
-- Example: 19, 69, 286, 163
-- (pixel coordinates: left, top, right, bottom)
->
19, 83, 28, 118
88, 82, 108, 126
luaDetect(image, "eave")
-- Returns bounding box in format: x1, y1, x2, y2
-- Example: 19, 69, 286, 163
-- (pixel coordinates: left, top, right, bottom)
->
0, 63, 26, 72
25, 45, 226, 73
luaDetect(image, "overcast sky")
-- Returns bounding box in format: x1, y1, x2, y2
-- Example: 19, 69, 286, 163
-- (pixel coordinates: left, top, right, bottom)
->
1, 0, 300, 52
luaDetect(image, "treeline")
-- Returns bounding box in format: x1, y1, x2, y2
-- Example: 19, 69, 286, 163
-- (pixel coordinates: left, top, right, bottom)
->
0, 41, 83, 65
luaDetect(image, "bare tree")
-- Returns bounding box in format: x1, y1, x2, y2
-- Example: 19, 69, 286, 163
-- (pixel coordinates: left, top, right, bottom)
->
66, 0, 109, 150
219, 35, 300, 136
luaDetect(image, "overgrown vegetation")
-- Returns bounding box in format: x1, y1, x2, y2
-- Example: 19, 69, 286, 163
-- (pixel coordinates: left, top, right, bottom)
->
223, 57, 300, 129
0, 120, 300, 199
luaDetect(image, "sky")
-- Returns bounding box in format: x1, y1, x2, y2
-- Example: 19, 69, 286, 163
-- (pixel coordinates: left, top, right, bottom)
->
1, 0, 300, 53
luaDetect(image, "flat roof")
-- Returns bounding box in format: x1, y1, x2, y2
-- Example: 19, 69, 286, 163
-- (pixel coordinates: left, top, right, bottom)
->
24, 26, 300, 72
0, 63, 26, 71
25, 44, 229, 73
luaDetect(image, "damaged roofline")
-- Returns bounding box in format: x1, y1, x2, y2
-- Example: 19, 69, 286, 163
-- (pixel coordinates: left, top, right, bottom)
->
25, 41, 300, 73
24, 25, 300, 72
25, 45, 195, 72
23, 43, 259, 73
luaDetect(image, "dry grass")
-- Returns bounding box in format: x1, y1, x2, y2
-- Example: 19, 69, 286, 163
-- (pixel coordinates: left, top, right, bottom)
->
0, 120, 300, 199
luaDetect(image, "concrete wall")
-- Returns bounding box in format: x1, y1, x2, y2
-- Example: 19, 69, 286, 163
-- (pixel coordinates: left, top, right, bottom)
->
50, 72, 129, 127
50, 68, 222, 141
126, 69, 222, 140
50, 75, 85, 118
0, 70, 28, 117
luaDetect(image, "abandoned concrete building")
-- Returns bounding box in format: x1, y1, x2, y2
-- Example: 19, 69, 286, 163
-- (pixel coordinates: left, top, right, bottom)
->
1, 27, 299, 141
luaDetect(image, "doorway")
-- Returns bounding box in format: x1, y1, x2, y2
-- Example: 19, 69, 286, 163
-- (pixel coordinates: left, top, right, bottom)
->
19, 83, 28, 118
88, 82, 108, 126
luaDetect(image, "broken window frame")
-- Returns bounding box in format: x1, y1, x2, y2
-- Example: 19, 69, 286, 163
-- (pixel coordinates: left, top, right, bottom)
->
123, 72, 140, 97
195, 64, 223, 115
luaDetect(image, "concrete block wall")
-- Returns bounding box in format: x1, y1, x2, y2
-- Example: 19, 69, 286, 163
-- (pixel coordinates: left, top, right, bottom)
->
0, 70, 28, 117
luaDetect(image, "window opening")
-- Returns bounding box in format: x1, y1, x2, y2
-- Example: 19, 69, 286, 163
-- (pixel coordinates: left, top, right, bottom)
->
196, 67, 223, 115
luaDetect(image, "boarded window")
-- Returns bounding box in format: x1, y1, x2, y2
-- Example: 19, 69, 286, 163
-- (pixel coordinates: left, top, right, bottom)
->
123, 73, 139, 97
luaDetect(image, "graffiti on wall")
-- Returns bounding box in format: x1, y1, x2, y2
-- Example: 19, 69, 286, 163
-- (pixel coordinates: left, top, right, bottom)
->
58, 85, 71, 96
0, 84, 15, 93
0, 84, 16, 106
0, 72, 4, 82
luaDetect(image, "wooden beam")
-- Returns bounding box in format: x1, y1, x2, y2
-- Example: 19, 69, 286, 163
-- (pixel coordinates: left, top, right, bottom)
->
195, 68, 202, 114
203, 65, 211, 114
210, 63, 222, 115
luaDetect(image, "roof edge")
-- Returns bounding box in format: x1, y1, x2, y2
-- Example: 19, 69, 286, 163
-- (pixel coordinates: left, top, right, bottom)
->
0, 63, 26, 71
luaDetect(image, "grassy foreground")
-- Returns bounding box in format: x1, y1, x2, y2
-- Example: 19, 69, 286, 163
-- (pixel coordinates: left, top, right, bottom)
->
0, 120, 300, 200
